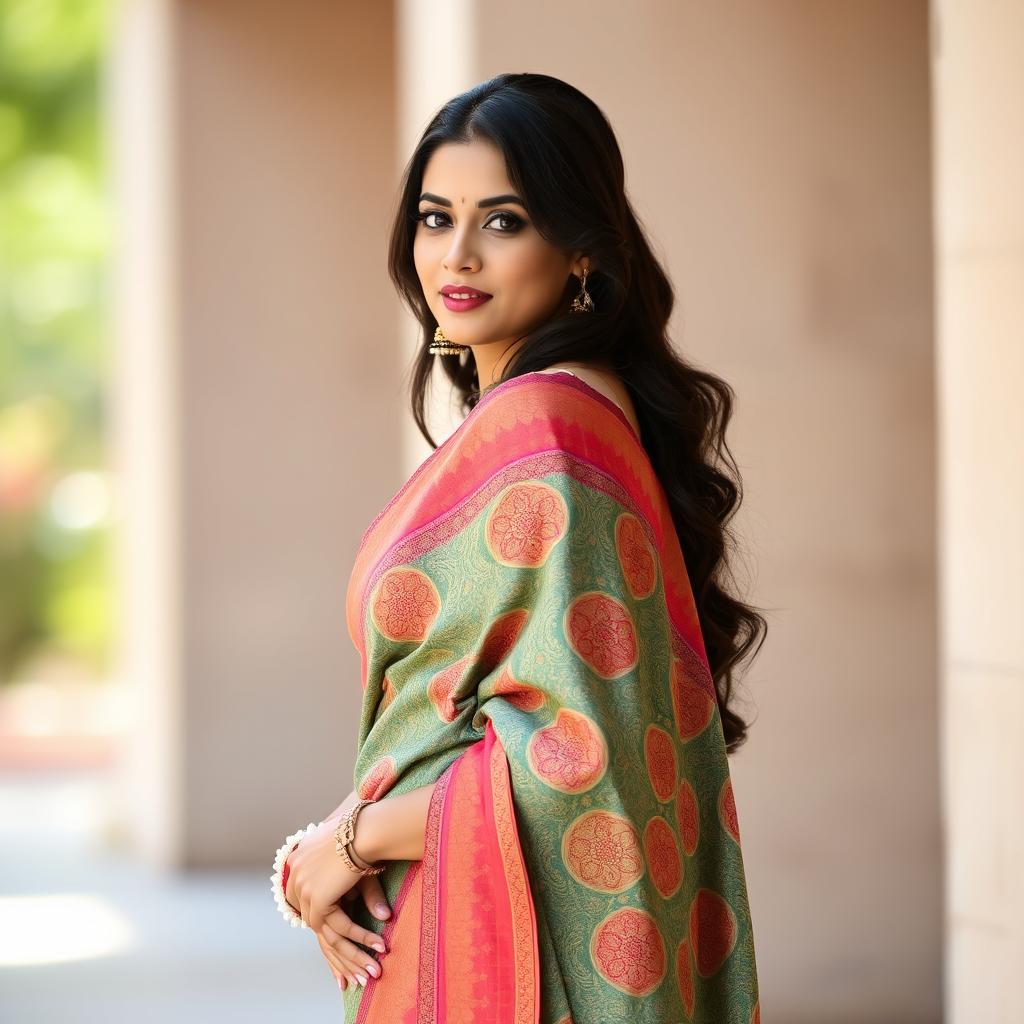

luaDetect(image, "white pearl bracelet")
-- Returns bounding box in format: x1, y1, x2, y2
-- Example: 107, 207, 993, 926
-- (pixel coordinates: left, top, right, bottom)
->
270, 820, 320, 928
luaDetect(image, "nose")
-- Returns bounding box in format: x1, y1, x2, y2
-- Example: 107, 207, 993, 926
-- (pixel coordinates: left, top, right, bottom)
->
442, 224, 481, 274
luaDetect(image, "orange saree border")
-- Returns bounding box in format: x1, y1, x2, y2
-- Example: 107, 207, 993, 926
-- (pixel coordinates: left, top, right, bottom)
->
356, 721, 540, 1023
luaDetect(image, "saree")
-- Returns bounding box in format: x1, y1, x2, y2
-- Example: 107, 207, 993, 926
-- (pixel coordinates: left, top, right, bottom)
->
341, 369, 761, 1023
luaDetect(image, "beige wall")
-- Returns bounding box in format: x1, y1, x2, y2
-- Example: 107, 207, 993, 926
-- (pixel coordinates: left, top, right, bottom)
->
932, 2, 1024, 1021
175, 0, 402, 862
115, 0, 401, 867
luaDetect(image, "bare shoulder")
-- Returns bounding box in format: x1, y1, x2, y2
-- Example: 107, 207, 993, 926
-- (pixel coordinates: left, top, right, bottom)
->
532, 362, 642, 437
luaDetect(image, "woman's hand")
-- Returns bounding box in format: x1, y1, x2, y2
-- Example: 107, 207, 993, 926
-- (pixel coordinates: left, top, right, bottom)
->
285, 790, 391, 991
323, 875, 392, 990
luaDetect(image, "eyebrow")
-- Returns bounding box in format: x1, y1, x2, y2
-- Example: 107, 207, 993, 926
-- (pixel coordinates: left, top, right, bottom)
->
418, 192, 527, 209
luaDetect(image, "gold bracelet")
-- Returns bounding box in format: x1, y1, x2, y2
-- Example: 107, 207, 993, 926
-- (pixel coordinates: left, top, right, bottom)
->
334, 799, 386, 876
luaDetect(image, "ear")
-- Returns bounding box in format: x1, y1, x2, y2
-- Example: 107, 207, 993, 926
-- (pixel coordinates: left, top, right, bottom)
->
569, 253, 591, 278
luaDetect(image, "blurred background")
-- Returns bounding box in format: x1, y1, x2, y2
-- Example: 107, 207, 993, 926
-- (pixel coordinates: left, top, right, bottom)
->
0, 1, 1020, 1021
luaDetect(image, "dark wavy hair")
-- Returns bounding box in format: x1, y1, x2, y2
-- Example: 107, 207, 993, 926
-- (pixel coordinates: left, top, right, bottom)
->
386, 73, 766, 754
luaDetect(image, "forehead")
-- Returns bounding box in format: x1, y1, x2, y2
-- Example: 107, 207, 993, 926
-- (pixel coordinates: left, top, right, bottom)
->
420, 139, 512, 197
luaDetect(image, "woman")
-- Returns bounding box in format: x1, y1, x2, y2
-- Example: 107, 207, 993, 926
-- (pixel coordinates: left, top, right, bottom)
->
280, 72, 765, 1023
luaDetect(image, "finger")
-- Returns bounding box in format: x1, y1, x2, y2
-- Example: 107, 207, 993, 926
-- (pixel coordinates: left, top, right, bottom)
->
359, 876, 392, 921
318, 928, 375, 990
319, 920, 382, 982
325, 905, 388, 953
323, 950, 346, 991
313, 929, 350, 974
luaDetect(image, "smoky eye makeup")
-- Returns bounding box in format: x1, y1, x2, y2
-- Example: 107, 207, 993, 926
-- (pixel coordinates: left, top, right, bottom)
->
413, 209, 526, 233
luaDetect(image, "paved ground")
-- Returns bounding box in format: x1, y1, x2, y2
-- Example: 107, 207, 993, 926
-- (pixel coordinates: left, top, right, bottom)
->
0, 771, 345, 1023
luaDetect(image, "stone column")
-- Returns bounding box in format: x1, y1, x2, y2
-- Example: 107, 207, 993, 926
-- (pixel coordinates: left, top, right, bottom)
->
932, 2, 1024, 1020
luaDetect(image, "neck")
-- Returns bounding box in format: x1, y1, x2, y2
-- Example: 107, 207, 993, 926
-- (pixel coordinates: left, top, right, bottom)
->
471, 338, 525, 393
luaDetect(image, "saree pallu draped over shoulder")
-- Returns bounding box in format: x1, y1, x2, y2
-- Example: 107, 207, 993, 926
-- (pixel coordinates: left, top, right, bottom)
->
341, 370, 761, 1024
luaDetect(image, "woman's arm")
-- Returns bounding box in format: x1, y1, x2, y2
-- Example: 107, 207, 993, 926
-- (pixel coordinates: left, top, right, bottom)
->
351, 781, 437, 863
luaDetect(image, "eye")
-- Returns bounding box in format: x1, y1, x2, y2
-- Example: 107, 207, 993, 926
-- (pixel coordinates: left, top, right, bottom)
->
416, 210, 447, 229
488, 211, 523, 232
414, 209, 525, 233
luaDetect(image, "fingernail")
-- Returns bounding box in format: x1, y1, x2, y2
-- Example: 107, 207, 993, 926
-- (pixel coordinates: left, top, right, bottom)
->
373, 941, 386, 953
376, 903, 391, 917
357, 974, 368, 986
337, 977, 344, 991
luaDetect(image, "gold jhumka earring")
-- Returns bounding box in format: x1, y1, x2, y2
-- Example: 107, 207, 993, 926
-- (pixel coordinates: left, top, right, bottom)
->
428, 324, 470, 356
570, 266, 594, 314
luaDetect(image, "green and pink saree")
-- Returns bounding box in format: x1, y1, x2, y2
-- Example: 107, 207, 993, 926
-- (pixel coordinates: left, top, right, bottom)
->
342, 369, 760, 1023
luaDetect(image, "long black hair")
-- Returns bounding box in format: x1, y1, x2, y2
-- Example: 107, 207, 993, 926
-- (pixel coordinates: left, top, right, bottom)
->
386, 73, 766, 753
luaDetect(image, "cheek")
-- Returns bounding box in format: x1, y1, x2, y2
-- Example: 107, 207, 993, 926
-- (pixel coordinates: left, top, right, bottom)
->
499, 246, 567, 299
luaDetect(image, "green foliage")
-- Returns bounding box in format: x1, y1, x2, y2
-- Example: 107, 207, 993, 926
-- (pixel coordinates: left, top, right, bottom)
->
0, 0, 115, 683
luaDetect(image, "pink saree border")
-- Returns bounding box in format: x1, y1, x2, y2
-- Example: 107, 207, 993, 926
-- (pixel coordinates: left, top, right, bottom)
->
354, 370, 641, 556
396, 724, 540, 1024
486, 720, 541, 1018
417, 755, 459, 1022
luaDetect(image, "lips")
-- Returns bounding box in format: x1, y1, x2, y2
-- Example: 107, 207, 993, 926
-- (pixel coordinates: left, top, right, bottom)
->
440, 285, 492, 312
440, 285, 492, 298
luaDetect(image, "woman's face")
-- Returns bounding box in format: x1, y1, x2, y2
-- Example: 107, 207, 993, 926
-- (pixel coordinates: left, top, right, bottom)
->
413, 138, 584, 374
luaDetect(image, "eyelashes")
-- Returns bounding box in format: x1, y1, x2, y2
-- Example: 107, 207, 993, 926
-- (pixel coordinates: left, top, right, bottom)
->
413, 210, 525, 234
